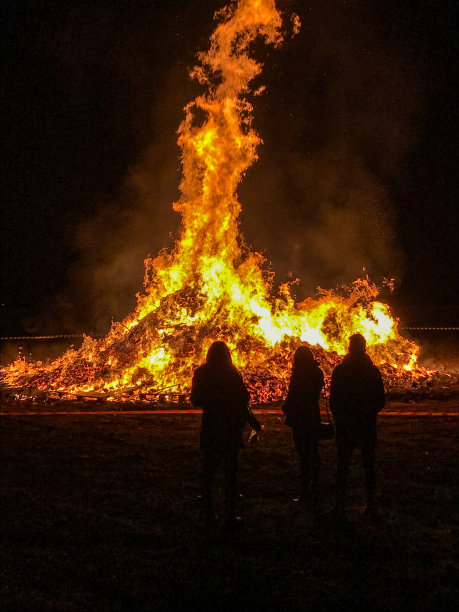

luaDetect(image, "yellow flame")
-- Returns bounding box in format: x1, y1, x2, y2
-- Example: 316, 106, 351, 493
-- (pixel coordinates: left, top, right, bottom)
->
1, 0, 422, 401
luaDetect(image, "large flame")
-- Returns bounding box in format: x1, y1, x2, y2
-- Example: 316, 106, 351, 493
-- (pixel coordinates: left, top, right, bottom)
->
1, 0, 422, 402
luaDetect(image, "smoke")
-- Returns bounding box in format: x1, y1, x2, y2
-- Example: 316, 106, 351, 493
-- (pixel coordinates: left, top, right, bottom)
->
36, 0, 425, 331
68, 101, 183, 333
33, 2, 203, 333
239, 0, 423, 299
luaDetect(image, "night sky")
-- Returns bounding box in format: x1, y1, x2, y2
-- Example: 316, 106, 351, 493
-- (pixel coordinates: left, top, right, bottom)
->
1, 0, 458, 337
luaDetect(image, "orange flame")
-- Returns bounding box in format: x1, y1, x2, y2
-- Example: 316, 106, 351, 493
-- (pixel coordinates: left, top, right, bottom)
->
1, 0, 423, 402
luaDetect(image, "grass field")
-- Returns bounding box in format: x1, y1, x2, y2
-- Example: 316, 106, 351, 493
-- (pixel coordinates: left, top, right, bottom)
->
1, 399, 458, 611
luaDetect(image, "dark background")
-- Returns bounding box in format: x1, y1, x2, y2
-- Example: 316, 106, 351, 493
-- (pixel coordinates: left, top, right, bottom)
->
1, 0, 458, 337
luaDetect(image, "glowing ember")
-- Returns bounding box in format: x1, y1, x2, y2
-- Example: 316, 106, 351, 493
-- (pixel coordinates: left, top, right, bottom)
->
1, 0, 425, 403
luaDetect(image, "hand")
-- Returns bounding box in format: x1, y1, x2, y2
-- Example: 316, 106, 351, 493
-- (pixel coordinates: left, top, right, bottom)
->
248, 426, 263, 446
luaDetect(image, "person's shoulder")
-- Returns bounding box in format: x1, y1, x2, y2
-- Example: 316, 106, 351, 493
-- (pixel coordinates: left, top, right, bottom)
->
362, 354, 380, 372
314, 361, 325, 378
332, 362, 344, 374
330, 363, 344, 384
370, 363, 383, 377
193, 364, 207, 378
228, 364, 243, 378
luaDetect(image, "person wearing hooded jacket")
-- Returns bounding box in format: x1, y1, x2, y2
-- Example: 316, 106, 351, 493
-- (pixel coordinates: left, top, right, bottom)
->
282, 346, 325, 507
191, 341, 261, 527
330, 333, 386, 518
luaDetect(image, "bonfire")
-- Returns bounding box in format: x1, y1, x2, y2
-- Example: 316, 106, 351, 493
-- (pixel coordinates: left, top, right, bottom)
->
1, 0, 437, 404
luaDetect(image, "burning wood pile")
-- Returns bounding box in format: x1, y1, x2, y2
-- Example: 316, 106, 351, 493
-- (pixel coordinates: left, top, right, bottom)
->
2, 0, 454, 406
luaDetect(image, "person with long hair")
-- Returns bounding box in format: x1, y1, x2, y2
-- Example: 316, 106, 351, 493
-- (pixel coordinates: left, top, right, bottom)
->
282, 346, 324, 507
191, 341, 262, 528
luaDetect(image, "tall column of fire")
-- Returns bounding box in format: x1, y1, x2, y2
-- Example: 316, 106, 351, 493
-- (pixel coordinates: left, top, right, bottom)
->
1, 0, 421, 401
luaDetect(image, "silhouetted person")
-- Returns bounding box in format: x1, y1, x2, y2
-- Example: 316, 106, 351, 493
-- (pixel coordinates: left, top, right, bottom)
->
329, 333, 385, 519
191, 341, 261, 528
282, 346, 324, 507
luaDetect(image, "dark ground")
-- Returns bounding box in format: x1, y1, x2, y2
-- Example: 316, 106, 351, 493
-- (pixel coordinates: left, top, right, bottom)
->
1, 399, 458, 611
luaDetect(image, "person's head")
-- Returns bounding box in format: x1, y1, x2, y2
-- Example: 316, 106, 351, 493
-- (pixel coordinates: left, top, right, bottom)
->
348, 333, 367, 355
205, 341, 232, 368
293, 345, 315, 368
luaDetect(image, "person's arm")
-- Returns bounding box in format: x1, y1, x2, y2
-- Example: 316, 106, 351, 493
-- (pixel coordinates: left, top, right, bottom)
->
246, 404, 263, 446
190, 370, 203, 407
315, 367, 325, 397
233, 369, 253, 418
283, 373, 301, 413
329, 367, 342, 419
373, 368, 386, 413
237, 372, 261, 431
282, 381, 292, 414
246, 404, 262, 432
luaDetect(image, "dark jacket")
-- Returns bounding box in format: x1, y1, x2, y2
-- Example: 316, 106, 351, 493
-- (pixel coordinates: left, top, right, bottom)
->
282, 360, 324, 433
191, 363, 260, 452
330, 352, 385, 447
